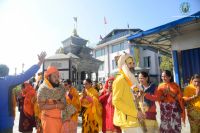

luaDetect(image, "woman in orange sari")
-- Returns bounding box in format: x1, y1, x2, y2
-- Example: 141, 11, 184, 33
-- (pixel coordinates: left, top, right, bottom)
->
37, 66, 65, 133
183, 74, 200, 133
18, 82, 36, 133
61, 79, 81, 133
157, 70, 185, 133
81, 78, 102, 133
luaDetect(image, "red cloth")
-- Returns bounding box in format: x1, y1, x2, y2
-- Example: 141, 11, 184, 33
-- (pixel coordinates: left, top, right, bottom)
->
103, 76, 115, 92
99, 77, 121, 133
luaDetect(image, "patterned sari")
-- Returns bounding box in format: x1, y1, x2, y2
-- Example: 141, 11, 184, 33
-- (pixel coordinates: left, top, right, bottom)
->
81, 87, 102, 133
37, 78, 66, 133
157, 82, 185, 133
142, 84, 159, 133
184, 84, 200, 133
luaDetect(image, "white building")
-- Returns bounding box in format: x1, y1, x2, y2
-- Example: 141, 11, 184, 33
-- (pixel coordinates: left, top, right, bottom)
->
94, 29, 161, 83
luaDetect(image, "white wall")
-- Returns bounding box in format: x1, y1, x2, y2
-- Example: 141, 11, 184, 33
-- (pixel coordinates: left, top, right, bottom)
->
172, 27, 200, 50
140, 48, 159, 75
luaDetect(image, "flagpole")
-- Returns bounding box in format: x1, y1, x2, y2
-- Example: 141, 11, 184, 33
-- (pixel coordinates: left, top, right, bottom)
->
104, 16, 107, 36
76, 18, 78, 32
73, 17, 78, 35
104, 24, 106, 36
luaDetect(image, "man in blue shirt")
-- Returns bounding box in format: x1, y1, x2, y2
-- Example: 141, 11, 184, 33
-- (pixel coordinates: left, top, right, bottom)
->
0, 52, 46, 133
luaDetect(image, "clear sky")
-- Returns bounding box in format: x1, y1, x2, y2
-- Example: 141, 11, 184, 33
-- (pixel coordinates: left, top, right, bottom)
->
0, 0, 199, 74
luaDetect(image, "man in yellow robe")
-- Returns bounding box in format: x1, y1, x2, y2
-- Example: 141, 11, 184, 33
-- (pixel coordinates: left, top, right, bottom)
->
112, 53, 145, 133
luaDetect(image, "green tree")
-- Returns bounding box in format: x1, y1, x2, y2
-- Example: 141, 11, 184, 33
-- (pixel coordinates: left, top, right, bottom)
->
134, 47, 140, 67
160, 55, 173, 71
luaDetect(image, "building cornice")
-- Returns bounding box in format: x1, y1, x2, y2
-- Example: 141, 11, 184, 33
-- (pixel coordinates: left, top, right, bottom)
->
94, 34, 130, 49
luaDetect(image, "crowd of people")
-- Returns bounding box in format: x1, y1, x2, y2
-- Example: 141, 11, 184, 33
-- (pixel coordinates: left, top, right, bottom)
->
0, 52, 200, 133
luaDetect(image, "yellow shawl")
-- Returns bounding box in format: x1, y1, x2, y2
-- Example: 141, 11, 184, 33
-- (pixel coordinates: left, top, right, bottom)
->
184, 84, 200, 110
81, 87, 102, 131
65, 87, 81, 122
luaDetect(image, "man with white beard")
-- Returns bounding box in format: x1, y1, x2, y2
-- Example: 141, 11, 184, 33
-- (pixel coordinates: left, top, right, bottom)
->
112, 53, 146, 133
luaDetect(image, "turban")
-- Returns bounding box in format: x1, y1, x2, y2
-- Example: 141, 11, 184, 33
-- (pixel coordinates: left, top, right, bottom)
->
44, 66, 59, 78
117, 53, 134, 69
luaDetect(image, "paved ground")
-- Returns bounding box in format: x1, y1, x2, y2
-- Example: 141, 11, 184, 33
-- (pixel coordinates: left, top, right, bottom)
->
14, 103, 190, 133
13, 109, 82, 133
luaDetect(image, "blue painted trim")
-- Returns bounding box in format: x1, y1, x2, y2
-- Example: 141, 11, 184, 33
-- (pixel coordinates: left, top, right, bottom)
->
172, 50, 180, 85
127, 11, 200, 41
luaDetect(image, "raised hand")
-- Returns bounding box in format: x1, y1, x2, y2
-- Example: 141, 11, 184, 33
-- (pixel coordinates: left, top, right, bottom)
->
82, 88, 87, 97
37, 51, 47, 66
163, 87, 170, 96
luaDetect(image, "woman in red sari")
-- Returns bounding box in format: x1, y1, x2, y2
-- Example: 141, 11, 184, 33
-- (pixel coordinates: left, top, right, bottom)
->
157, 70, 185, 133
99, 76, 121, 133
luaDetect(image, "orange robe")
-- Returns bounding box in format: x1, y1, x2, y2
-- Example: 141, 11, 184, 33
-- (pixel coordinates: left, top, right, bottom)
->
22, 83, 36, 117
37, 78, 65, 133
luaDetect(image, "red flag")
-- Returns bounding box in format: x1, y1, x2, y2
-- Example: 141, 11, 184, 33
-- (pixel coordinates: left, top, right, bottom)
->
104, 16, 107, 24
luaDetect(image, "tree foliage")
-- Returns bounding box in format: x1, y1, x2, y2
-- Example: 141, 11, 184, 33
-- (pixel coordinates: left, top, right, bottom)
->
160, 55, 173, 71
134, 47, 140, 67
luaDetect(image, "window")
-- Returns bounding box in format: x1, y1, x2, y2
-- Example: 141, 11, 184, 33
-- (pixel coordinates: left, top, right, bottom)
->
112, 60, 117, 70
99, 62, 104, 71
95, 48, 105, 57
144, 56, 151, 67
112, 43, 124, 53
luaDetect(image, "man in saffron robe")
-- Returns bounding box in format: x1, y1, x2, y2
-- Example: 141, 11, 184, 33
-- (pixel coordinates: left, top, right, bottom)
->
37, 66, 65, 133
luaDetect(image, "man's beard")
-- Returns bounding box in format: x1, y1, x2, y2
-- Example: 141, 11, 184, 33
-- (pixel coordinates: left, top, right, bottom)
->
49, 79, 60, 88
121, 64, 139, 86
129, 67, 135, 74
